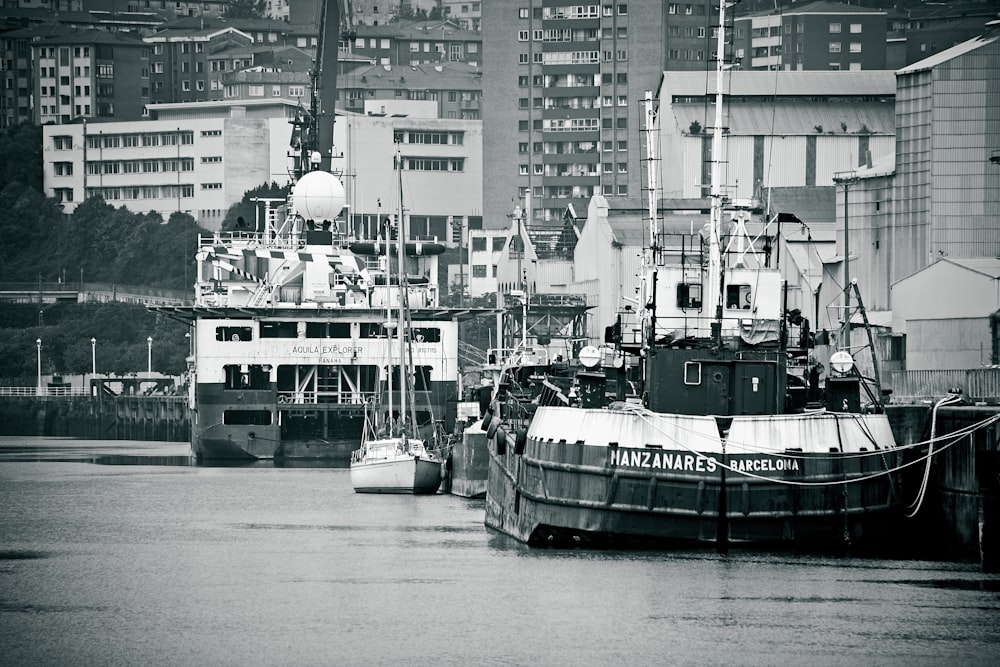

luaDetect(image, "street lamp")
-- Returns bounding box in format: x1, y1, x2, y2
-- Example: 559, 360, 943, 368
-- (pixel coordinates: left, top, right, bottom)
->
147, 336, 153, 374
91, 337, 96, 375
36, 338, 42, 395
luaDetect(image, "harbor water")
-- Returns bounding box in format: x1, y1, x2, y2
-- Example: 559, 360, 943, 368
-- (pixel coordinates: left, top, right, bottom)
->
1, 437, 998, 666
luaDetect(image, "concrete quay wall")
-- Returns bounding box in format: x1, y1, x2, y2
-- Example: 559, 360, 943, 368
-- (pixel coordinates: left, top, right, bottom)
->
0, 395, 189, 442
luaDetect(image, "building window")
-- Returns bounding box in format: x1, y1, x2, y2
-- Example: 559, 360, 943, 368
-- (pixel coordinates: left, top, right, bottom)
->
519, 53, 528, 64
850, 43, 861, 53
850, 23, 862, 34
829, 23, 841, 33
518, 30, 528, 42
829, 42, 842, 53
472, 265, 487, 278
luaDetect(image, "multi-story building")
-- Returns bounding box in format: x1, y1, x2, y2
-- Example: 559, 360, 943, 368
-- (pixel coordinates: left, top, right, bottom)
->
1, 24, 81, 128
144, 25, 253, 104
351, 20, 481, 67
41, 98, 483, 237
733, 0, 887, 71
482, 0, 715, 230
33, 30, 151, 125
442, 1, 482, 31
339, 61, 481, 119
84, 0, 229, 20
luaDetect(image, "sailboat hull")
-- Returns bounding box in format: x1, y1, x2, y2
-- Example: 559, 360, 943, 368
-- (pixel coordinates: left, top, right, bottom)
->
351, 452, 442, 494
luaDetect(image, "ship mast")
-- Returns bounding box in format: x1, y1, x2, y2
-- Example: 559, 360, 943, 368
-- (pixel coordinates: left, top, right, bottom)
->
642, 91, 658, 347
706, 0, 728, 344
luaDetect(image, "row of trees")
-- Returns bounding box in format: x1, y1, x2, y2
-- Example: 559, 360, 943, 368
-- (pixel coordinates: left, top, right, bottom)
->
0, 123, 202, 382
0, 303, 190, 383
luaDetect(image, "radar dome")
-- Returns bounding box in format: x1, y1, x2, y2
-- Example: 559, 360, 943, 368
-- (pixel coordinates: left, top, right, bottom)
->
293, 171, 346, 222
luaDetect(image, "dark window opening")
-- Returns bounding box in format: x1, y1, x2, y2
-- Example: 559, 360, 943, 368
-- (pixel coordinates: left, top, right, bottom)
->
224, 364, 270, 390
305, 322, 352, 338
223, 409, 272, 425
260, 321, 298, 338
676, 283, 702, 309
216, 326, 252, 342
725, 284, 752, 310
410, 327, 440, 343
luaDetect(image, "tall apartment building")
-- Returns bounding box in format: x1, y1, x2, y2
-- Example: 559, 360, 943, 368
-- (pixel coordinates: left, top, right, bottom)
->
33, 30, 151, 125
144, 26, 253, 104
482, 0, 714, 229
733, 1, 887, 71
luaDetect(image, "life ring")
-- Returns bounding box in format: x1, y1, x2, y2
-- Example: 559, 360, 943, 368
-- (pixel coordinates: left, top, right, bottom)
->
514, 429, 527, 455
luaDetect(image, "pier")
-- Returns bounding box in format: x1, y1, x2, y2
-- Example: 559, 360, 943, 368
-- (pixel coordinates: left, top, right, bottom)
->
0, 390, 189, 442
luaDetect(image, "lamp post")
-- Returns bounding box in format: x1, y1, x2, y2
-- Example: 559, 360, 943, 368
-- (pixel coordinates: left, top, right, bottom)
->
91, 337, 96, 375
36, 338, 42, 395
147, 336, 153, 374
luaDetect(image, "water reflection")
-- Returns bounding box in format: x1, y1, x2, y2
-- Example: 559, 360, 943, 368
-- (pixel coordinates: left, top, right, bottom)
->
0, 436, 349, 468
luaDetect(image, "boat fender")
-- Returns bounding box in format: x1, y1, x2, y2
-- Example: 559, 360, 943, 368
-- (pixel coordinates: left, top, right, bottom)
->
481, 410, 493, 431
514, 429, 527, 455
495, 426, 507, 446
486, 419, 499, 439
496, 432, 507, 456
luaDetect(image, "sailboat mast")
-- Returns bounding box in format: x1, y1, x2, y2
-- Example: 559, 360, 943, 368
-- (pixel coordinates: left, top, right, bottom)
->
395, 147, 408, 437
706, 0, 728, 339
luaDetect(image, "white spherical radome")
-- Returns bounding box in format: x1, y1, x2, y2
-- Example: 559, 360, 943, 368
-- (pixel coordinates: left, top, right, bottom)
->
293, 171, 346, 222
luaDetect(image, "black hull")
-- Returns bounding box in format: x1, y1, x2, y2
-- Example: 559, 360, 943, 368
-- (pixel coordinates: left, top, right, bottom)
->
484, 409, 901, 551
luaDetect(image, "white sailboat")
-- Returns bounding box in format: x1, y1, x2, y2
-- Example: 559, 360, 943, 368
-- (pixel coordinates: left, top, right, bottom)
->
350, 149, 443, 494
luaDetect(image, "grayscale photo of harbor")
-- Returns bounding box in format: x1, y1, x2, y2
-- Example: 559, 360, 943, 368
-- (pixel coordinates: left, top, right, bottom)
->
3, 0, 1000, 664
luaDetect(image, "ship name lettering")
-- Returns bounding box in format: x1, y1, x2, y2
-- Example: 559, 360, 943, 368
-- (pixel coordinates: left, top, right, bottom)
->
291, 344, 364, 355
610, 449, 798, 473
610, 449, 718, 472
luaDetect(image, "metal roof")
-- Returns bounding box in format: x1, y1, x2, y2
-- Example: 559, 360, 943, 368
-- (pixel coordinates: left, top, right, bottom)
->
896, 33, 1000, 74
766, 186, 837, 224
739, 0, 887, 19
659, 70, 897, 98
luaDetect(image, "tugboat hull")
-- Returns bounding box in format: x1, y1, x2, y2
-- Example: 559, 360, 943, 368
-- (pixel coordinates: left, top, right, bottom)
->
485, 407, 899, 550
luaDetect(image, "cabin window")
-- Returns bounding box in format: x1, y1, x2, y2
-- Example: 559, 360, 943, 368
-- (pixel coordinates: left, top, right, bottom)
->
260, 321, 298, 338
305, 322, 352, 338
725, 284, 752, 310
684, 361, 702, 385
223, 409, 272, 425
360, 323, 391, 338
216, 326, 252, 342
676, 283, 702, 309
410, 327, 440, 343
223, 364, 270, 390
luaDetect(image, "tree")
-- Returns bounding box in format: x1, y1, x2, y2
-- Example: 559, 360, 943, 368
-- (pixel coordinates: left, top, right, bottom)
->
225, 0, 267, 19
0, 123, 43, 192
221, 181, 291, 231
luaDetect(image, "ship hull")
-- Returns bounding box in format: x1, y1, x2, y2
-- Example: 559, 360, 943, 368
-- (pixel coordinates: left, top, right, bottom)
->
485, 406, 900, 550
351, 454, 442, 494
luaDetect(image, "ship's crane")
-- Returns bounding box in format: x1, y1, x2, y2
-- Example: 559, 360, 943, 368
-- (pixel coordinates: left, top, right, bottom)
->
290, 0, 356, 179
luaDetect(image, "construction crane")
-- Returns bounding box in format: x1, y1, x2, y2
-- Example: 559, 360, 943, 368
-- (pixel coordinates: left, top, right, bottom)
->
289, 0, 356, 179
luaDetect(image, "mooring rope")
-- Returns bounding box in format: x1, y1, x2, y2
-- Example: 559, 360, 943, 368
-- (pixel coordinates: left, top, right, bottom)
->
904, 390, 965, 517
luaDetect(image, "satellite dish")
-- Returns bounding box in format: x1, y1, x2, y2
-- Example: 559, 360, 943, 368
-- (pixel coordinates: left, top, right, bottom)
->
578, 345, 601, 368
830, 350, 854, 375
